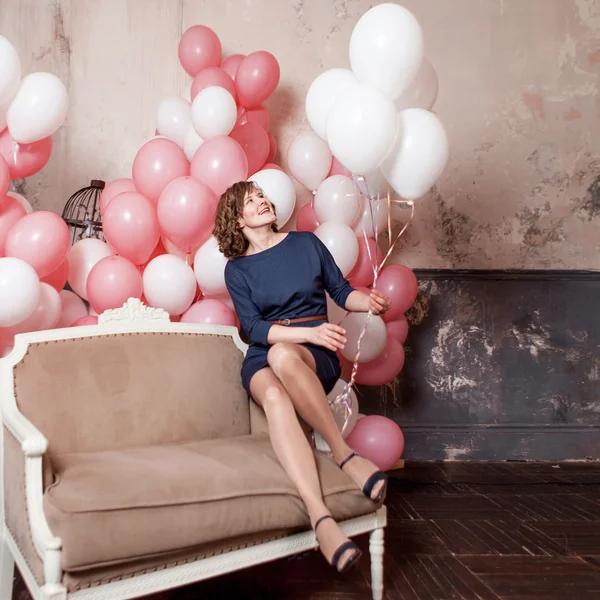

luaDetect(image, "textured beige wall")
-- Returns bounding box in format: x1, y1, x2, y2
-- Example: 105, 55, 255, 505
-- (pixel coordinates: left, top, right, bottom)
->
1, 0, 599, 269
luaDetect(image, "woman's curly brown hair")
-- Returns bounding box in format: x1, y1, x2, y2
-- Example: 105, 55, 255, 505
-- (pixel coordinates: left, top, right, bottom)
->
213, 181, 278, 259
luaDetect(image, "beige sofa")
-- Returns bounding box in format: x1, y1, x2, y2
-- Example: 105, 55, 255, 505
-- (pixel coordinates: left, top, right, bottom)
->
0, 298, 387, 600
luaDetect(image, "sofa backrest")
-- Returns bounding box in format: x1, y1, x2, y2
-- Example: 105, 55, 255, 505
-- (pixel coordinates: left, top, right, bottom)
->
11, 328, 250, 462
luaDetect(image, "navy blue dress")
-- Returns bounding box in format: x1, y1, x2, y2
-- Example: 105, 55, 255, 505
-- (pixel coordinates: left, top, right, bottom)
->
225, 231, 356, 398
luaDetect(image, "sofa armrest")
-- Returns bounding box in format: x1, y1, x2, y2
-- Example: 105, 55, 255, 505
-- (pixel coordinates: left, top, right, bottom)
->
2, 403, 62, 587
4, 404, 48, 457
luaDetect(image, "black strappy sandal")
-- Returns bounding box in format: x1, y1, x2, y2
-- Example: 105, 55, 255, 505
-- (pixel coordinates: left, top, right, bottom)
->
339, 452, 388, 503
314, 515, 362, 573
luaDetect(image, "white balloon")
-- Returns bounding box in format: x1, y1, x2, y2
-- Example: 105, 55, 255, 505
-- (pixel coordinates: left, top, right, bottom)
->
353, 195, 389, 238
66, 238, 113, 300
340, 312, 387, 363
156, 96, 192, 147
193, 236, 228, 295
249, 169, 296, 229
0, 257, 40, 327
395, 58, 439, 112
314, 221, 358, 277
58, 290, 88, 327
0, 98, 10, 133
2, 282, 61, 336
326, 292, 348, 325
305, 68, 358, 141
191, 86, 237, 139
0, 36, 21, 107
182, 127, 204, 161
143, 254, 197, 316
349, 3, 424, 100
314, 175, 360, 226
327, 379, 360, 438
326, 84, 397, 174
354, 169, 388, 201
381, 109, 449, 201
287, 131, 332, 192
6, 191, 33, 214
7, 72, 69, 143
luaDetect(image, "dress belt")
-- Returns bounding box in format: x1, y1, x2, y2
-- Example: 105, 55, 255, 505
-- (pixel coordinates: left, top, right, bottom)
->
270, 315, 328, 326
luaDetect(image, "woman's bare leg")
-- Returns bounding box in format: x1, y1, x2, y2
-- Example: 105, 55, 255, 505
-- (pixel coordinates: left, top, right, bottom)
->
267, 342, 385, 501
249, 368, 358, 569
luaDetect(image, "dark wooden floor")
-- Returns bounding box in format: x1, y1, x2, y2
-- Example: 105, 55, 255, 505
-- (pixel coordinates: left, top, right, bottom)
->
13, 461, 600, 599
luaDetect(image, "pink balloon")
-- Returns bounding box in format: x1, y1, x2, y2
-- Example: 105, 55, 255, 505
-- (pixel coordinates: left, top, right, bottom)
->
71, 315, 98, 327
261, 163, 282, 172
132, 138, 190, 205
100, 178, 136, 213
0, 129, 52, 179
190, 67, 236, 102
58, 290, 88, 327
178, 25, 222, 77
376, 264, 418, 321
220, 54, 244, 80
0, 195, 26, 254
355, 336, 405, 387
40, 258, 68, 292
235, 51, 280, 108
296, 203, 320, 233
67, 238, 113, 299
386, 316, 409, 345
103, 192, 160, 265
157, 176, 217, 253
237, 106, 270, 131
190, 136, 248, 197
266, 131, 277, 164
348, 237, 382, 288
230, 123, 269, 177
86, 255, 143, 314
0, 156, 9, 201
345, 414, 404, 471
181, 298, 236, 326
329, 156, 352, 178
5, 211, 70, 277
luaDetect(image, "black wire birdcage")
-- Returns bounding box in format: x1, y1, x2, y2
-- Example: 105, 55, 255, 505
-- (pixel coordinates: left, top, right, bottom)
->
62, 180, 105, 245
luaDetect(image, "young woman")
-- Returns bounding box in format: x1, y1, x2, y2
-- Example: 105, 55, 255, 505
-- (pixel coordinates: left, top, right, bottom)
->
213, 181, 392, 573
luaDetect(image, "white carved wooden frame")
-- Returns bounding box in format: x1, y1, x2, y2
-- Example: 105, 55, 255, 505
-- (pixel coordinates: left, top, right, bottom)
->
0, 299, 387, 600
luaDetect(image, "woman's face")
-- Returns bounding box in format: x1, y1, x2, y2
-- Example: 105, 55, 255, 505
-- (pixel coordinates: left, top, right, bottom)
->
239, 186, 277, 230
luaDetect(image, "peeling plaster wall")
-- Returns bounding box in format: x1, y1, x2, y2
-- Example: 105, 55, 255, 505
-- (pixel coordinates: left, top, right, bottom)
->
1, 0, 599, 269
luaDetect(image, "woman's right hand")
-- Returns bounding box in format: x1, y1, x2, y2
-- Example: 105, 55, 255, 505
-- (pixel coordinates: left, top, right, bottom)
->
307, 323, 347, 352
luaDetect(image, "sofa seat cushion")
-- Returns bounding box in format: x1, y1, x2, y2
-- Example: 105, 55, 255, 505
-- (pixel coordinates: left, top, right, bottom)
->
45, 434, 379, 571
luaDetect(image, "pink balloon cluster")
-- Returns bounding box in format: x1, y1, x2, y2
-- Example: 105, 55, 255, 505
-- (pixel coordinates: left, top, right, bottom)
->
0, 25, 285, 354
90, 25, 283, 324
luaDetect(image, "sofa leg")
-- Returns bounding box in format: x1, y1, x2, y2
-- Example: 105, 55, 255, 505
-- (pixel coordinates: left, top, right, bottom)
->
369, 527, 384, 600
0, 532, 15, 599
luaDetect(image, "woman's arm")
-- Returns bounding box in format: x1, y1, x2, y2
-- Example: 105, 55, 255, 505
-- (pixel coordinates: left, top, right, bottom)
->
345, 288, 391, 315
225, 265, 273, 345
267, 323, 347, 352
311, 233, 391, 316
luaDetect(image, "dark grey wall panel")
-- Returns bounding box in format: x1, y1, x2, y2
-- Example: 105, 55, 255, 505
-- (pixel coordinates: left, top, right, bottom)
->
356, 270, 600, 460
